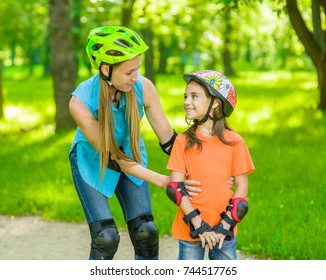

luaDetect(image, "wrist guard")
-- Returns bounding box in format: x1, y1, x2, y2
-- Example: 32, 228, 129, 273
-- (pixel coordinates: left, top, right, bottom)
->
159, 129, 178, 155
213, 222, 234, 240
166, 182, 188, 206
182, 209, 212, 239
190, 221, 212, 239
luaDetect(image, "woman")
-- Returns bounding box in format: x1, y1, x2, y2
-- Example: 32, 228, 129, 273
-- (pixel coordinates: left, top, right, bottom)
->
68, 25, 202, 260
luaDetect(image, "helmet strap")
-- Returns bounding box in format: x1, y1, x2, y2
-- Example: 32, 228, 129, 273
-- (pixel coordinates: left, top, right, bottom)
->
107, 65, 113, 85
194, 98, 223, 125
112, 89, 119, 103
100, 65, 114, 86
100, 65, 122, 103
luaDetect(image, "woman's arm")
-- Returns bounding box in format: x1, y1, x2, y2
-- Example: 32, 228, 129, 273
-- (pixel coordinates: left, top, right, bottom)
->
142, 77, 175, 147
116, 158, 170, 188
69, 96, 101, 151
69, 95, 170, 188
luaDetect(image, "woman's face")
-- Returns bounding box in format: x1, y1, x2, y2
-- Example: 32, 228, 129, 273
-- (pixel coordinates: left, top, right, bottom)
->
184, 81, 212, 121
111, 55, 141, 92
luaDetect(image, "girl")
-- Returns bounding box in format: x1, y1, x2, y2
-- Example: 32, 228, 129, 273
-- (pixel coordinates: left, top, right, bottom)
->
166, 70, 255, 260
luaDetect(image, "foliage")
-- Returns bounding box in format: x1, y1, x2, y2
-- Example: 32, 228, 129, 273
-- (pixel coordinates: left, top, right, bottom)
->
0, 1, 315, 74
0, 66, 325, 260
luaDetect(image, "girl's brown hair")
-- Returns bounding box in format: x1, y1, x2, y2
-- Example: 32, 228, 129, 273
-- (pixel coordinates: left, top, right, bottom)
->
98, 75, 141, 178
184, 82, 234, 151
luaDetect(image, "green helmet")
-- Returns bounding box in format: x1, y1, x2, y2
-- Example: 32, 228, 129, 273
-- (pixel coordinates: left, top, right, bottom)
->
86, 26, 149, 69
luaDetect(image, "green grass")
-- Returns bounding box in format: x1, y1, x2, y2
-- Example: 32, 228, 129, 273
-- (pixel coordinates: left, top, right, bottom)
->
0, 67, 325, 259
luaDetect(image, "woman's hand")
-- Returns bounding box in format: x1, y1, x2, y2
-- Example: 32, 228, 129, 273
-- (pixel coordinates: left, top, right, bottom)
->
184, 180, 201, 199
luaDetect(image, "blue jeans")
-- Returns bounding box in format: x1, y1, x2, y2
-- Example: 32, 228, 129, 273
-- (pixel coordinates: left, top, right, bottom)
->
178, 238, 237, 260
69, 145, 157, 260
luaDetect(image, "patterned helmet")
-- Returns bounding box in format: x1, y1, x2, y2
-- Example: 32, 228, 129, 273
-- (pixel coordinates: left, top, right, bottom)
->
86, 26, 149, 69
183, 70, 236, 117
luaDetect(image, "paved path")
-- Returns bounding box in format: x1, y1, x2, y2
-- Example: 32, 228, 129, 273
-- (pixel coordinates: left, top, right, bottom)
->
0, 215, 254, 260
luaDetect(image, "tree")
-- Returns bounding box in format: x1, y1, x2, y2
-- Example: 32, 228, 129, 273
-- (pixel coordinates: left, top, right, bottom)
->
0, 56, 3, 119
122, 0, 135, 27
286, 0, 326, 110
49, 0, 76, 131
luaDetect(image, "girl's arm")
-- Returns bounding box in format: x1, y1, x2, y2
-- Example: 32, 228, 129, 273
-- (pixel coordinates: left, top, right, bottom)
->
170, 171, 219, 249
217, 173, 248, 249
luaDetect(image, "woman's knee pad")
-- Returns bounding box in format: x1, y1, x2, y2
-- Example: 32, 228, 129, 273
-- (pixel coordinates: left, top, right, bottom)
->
127, 214, 159, 258
89, 219, 120, 260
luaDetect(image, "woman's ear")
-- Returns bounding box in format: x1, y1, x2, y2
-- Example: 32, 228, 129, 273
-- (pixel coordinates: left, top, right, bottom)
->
100, 64, 110, 77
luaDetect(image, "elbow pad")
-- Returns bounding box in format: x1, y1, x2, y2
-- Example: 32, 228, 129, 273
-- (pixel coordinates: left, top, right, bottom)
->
166, 181, 188, 206
159, 129, 178, 155
230, 197, 248, 223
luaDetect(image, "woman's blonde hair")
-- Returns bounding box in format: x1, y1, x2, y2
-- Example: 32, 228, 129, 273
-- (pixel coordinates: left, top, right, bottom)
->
98, 76, 141, 178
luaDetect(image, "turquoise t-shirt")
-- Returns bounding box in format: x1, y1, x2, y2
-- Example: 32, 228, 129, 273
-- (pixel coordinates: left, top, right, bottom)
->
69, 73, 147, 198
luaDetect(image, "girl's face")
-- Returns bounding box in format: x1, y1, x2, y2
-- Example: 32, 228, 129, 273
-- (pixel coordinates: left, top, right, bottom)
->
184, 81, 212, 120
103, 55, 141, 92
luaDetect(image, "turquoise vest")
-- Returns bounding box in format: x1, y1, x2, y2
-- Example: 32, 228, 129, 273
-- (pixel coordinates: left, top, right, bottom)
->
69, 73, 147, 197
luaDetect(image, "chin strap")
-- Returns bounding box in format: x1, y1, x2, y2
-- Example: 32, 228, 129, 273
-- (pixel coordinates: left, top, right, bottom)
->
194, 98, 224, 125
100, 65, 114, 86
112, 89, 120, 103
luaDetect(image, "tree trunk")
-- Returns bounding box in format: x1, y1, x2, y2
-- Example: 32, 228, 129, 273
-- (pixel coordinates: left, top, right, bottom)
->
223, 6, 235, 76
317, 55, 326, 109
286, 0, 326, 110
49, 0, 76, 131
0, 57, 3, 119
43, 29, 51, 77
71, 0, 81, 77
122, 0, 135, 27
158, 39, 168, 73
142, 28, 155, 85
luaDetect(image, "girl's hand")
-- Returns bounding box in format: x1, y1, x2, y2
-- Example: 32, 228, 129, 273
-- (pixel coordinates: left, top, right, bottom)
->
199, 231, 220, 249
184, 180, 201, 199
228, 176, 235, 189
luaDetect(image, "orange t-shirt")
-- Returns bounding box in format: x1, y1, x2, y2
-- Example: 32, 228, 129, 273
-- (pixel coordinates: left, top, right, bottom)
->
166, 129, 255, 241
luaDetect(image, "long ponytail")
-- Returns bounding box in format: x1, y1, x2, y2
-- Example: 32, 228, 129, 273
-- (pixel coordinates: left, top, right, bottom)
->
98, 77, 141, 179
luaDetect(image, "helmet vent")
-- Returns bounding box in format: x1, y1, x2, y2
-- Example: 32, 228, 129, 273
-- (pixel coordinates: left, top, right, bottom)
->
106, 50, 124, 56
95, 32, 109, 37
130, 35, 140, 46
114, 39, 132, 48
91, 44, 103, 51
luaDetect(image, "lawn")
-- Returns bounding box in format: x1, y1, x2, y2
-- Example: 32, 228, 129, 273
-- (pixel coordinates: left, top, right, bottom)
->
0, 68, 325, 259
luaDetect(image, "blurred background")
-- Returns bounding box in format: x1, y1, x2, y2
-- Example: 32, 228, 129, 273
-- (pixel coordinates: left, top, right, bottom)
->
0, 0, 325, 260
